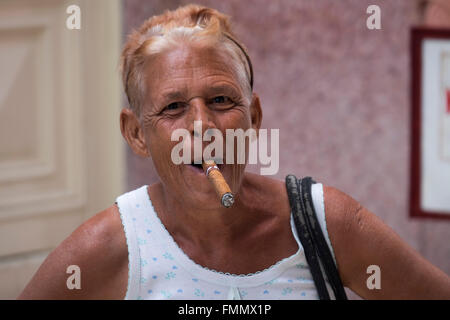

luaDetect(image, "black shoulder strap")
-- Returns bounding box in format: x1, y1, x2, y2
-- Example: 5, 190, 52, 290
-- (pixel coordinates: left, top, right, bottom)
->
299, 177, 348, 300
286, 175, 348, 300
286, 175, 330, 299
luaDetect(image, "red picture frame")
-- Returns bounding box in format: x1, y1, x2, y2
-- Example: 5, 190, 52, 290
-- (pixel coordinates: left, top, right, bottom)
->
410, 27, 450, 220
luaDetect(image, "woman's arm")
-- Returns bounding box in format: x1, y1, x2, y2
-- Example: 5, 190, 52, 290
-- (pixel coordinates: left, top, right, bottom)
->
323, 186, 450, 299
17, 205, 128, 300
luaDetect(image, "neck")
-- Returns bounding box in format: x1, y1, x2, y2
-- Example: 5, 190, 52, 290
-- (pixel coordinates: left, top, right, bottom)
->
149, 173, 260, 251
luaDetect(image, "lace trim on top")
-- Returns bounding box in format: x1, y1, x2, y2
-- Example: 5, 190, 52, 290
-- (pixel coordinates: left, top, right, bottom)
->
141, 185, 304, 287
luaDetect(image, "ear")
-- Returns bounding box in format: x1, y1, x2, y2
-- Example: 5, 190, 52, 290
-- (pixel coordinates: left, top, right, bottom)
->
120, 108, 150, 157
249, 92, 263, 131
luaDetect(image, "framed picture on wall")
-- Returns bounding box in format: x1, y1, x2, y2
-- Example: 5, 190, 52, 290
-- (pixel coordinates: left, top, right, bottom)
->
410, 27, 450, 220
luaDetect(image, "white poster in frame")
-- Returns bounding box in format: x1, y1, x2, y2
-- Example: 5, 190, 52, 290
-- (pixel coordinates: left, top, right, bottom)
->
410, 28, 450, 220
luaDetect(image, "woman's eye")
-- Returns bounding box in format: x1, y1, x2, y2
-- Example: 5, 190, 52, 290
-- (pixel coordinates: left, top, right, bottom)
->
212, 96, 233, 105
163, 102, 186, 114
213, 96, 226, 104
166, 102, 180, 110
160, 102, 185, 116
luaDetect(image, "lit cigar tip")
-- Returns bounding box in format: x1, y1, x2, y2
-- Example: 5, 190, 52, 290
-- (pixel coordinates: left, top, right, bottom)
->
221, 192, 234, 208
202, 159, 234, 208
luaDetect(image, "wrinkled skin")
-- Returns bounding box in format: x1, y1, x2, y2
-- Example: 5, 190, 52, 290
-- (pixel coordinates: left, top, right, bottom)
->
135, 44, 257, 212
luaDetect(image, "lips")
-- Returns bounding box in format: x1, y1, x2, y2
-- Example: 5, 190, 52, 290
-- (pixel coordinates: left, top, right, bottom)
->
187, 159, 225, 172
190, 162, 203, 170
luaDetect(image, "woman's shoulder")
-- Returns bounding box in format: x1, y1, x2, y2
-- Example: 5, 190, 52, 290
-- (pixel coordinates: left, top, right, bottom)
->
18, 205, 128, 299
242, 172, 359, 212
243, 173, 361, 249
240, 173, 290, 211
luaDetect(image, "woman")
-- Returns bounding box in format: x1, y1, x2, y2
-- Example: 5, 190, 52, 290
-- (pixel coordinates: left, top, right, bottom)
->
18, 4, 450, 300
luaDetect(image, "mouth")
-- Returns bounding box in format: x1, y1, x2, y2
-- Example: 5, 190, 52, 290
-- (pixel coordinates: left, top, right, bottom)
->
187, 159, 225, 173
190, 162, 203, 170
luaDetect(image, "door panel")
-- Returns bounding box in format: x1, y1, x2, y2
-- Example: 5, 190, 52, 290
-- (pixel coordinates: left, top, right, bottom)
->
0, 0, 123, 298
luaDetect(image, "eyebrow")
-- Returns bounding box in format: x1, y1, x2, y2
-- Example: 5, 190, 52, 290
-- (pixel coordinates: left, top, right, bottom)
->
207, 84, 240, 97
160, 90, 186, 102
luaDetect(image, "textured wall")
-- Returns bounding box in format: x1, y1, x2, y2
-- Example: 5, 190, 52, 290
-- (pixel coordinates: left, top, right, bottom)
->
424, 0, 450, 27
122, 0, 450, 297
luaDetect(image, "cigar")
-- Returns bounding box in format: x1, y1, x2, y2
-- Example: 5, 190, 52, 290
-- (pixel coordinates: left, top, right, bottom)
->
202, 160, 234, 208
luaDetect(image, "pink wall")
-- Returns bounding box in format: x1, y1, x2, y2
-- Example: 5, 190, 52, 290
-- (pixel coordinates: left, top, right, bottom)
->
122, 0, 450, 297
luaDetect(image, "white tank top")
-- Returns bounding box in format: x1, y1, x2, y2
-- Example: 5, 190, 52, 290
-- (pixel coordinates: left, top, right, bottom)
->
116, 183, 337, 300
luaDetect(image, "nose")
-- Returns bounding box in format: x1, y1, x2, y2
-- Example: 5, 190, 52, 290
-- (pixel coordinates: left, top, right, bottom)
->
186, 98, 216, 138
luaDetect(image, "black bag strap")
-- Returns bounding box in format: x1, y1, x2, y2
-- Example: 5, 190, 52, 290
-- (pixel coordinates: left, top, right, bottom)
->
299, 177, 348, 300
286, 175, 330, 299
286, 175, 348, 300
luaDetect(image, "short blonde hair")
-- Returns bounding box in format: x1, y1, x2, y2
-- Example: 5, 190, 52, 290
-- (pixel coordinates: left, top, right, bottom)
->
120, 4, 253, 116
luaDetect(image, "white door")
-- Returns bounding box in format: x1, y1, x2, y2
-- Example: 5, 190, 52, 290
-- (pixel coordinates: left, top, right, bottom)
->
0, 0, 124, 298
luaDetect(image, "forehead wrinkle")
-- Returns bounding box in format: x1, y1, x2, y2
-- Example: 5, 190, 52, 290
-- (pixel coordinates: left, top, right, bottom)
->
147, 46, 246, 106
160, 45, 236, 78
163, 65, 234, 84
152, 66, 234, 94
155, 68, 241, 97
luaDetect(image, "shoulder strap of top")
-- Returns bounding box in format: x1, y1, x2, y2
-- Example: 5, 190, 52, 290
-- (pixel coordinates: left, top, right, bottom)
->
115, 187, 145, 300
285, 175, 348, 300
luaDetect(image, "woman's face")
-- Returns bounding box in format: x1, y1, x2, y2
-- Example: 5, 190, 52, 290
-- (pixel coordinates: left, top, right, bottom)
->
138, 44, 261, 209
